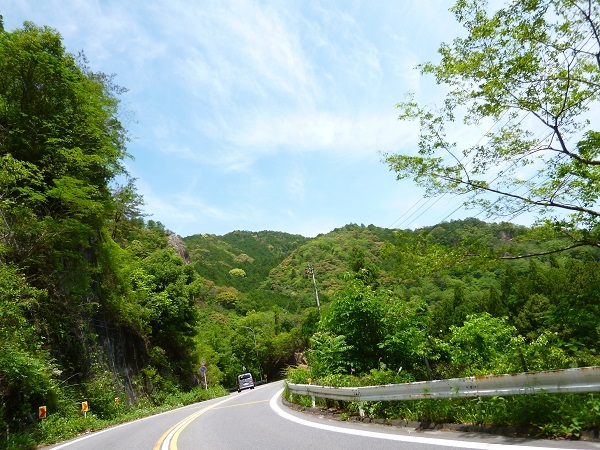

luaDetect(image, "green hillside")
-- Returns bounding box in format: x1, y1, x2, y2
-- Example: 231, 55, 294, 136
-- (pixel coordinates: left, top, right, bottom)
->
266, 223, 396, 299
183, 230, 309, 292
188, 218, 600, 388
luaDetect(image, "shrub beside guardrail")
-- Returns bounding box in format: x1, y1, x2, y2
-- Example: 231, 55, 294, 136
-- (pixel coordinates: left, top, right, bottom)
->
286, 366, 600, 416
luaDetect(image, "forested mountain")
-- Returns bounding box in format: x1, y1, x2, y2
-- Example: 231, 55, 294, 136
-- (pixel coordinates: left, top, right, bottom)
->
266, 224, 396, 298
184, 230, 309, 292
190, 218, 600, 381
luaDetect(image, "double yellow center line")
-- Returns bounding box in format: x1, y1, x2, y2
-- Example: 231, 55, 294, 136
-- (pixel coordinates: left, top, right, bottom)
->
153, 397, 268, 450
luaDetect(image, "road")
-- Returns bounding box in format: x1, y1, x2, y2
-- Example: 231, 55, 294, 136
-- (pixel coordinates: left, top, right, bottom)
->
44, 381, 600, 450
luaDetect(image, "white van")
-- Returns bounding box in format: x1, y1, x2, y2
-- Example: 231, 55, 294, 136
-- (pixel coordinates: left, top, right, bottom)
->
237, 373, 255, 392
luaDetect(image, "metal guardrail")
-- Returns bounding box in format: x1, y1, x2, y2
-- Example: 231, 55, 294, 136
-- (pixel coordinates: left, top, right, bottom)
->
286, 366, 600, 408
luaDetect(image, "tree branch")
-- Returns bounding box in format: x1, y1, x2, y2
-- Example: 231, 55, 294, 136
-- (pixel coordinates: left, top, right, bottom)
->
438, 172, 600, 217
500, 242, 598, 259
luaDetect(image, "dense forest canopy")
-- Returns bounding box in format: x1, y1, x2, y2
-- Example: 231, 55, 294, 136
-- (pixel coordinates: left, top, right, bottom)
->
1, 0, 600, 446
0, 20, 203, 436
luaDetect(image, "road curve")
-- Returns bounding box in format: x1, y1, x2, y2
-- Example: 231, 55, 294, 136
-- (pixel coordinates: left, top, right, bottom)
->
44, 380, 600, 450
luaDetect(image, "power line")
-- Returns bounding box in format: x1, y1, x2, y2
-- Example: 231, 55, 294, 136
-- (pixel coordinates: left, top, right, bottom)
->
392, 110, 514, 229
388, 27, 599, 230
388, 196, 427, 228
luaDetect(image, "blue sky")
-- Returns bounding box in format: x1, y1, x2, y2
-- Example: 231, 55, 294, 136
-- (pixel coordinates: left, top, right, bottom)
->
4, 1, 493, 238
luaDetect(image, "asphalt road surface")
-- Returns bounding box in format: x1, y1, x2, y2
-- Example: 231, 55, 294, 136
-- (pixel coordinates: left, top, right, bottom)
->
43, 380, 600, 450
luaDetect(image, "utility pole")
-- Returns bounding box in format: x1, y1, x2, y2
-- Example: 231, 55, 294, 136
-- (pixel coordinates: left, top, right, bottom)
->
307, 264, 321, 318
239, 325, 262, 379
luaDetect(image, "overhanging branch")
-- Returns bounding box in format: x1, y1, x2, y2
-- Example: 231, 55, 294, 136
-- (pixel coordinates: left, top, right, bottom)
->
499, 242, 598, 259
439, 173, 600, 218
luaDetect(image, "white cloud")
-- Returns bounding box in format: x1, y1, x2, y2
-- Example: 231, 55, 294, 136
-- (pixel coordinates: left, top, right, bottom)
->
160, 0, 315, 108
150, 106, 418, 175
228, 110, 417, 157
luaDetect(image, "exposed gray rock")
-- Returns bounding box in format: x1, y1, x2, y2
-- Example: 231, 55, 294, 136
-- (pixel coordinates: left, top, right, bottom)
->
167, 232, 189, 263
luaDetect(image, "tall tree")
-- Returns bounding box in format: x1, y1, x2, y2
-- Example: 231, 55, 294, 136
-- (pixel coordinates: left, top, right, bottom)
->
0, 22, 129, 273
319, 278, 385, 373
109, 177, 146, 244
0, 22, 130, 374
383, 0, 600, 255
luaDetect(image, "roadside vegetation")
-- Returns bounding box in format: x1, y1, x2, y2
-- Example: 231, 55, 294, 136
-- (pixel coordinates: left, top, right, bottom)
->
11, 386, 228, 450
1, 0, 599, 447
285, 367, 600, 439
286, 0, 600, 439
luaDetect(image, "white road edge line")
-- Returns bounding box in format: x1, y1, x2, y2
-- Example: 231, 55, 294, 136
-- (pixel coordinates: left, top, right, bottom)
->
269, 388, 586, 450
49, 412, 160, 449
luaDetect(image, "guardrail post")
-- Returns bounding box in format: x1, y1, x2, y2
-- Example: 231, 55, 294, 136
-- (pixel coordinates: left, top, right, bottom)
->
358, 402, 365, 418
311, 395, 315, 407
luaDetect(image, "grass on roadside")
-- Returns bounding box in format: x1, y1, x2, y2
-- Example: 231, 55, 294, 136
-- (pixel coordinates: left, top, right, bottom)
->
2, 386, 229, 450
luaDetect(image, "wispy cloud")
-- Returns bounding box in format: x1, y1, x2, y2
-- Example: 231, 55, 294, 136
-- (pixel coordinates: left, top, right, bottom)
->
160, 1, 314, 107
227, 110, 417, 157
5, 0, 488, 237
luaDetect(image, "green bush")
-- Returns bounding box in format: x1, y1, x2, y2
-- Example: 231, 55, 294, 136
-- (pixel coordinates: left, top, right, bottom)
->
284, 366, 313, 384
84, 370, 126, 419
360, 368, 414, 386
